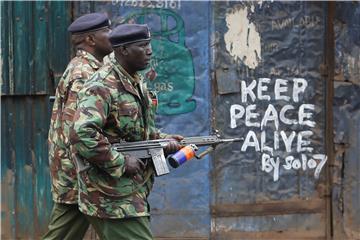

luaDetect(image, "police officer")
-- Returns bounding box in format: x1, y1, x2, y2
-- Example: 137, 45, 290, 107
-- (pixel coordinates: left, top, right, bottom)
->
43, 13, 113, 240
70, 24, 182, 239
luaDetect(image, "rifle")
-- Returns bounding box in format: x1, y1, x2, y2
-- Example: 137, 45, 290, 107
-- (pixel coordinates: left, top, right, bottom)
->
112, 135, 243, 176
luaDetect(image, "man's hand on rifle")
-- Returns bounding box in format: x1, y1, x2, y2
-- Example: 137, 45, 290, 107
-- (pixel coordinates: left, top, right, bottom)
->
124, 155, 145, 177
164, 134, 184, 156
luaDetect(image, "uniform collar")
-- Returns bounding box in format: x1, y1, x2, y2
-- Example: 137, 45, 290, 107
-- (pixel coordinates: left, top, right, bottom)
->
111, 56, 145, 100
111, 56, 141, 86
76, 49, 102, 70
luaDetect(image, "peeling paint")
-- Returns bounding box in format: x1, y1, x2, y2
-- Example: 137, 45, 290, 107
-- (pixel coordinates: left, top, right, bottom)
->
346, 50, 360, 85
224, 7, 261, 69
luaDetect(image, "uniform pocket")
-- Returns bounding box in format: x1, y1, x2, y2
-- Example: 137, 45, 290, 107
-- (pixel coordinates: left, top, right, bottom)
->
118, 101, 139, 118
85, 166, 136, 198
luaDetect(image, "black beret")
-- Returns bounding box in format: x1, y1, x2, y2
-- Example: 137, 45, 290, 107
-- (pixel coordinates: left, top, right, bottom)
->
68, 13, 110, 34
109, 24, 151, 47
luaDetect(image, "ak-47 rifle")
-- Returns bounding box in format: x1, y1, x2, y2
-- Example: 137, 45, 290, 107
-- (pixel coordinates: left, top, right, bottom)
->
112, 135, 243, 176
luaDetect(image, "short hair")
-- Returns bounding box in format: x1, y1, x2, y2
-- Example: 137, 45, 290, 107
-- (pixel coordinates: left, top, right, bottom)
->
71, 33, 88, 48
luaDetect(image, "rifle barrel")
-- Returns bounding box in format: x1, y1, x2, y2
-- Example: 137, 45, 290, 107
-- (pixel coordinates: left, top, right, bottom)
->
180, 136, 243, 146
112, 136, 243, 152
219, 138, 243, 143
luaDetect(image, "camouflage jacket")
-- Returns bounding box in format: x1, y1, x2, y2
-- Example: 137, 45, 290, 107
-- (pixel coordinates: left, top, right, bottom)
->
70, 56, 162, 218
48, 50, 102, 203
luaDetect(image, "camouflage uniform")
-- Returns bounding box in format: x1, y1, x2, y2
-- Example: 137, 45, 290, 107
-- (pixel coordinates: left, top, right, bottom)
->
44, 50, 102, 240
48, 49, 102, 203
70, 56, 162, 219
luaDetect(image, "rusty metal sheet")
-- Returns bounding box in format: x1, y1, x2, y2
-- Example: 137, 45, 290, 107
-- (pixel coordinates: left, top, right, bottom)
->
1, 1, 11, 94
212, 214, 325, 239
212, 1, 329, 238
0, 1, 72, 96
47, 1, 72, 88
1, 2, 72, 238
1, 96, 53, 239
334, 2, 360, 85
12, 2, 33, 94
333, 83, 360, 239
332, 3, 360, 238
211, 198, 325, 217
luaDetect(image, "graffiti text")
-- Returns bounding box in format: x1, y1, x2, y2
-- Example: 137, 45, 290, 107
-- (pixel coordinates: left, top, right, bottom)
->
113, 0, 181, 10
229, 78, 327, 181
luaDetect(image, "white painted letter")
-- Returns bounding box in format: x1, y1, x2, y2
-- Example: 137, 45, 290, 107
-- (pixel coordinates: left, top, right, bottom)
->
302, 154, 307, 171
245, 104, 260, 127
293, 78, 308, 102
314, 154, 327, 179
241, 80, 257, 103
274, 131, 279, 151
299, 104, 315, 127
261, 154, 279, 181
230, 104, 245, 129
283, 155, 294, 170
297, 130, 314, 152
307, 158, 317, 169
241, 130, 260, 152
257, 78, 271, 101
275, 79, 290, 101
280, 131, 296, 152
261, 130, 273, 155
261, 104, 279, 130
280, 105, 297, 125
262, 153, 273, 172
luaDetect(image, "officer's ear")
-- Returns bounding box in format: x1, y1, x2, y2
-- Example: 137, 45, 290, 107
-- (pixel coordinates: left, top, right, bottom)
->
85, 34, 96, 46
119, 45, 128, 56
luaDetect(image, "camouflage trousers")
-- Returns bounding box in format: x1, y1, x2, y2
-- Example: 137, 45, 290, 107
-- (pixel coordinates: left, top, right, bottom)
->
42, 203, 89, 240
86, 215, 153, 240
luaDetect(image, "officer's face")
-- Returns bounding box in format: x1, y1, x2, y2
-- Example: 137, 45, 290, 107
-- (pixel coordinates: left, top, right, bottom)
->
92, 27, 113, 56
125, 40, 152, 71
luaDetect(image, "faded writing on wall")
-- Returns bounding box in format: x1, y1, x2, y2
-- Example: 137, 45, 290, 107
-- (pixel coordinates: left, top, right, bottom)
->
112, 0, 181, 10
125, 9, 196, 115
271, 15, 322, 31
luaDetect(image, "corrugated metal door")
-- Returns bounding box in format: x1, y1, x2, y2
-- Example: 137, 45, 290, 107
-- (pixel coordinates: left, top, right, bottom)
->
211, 2, 330, 239
333, 2, 360, 239
1, 2, 72, 239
